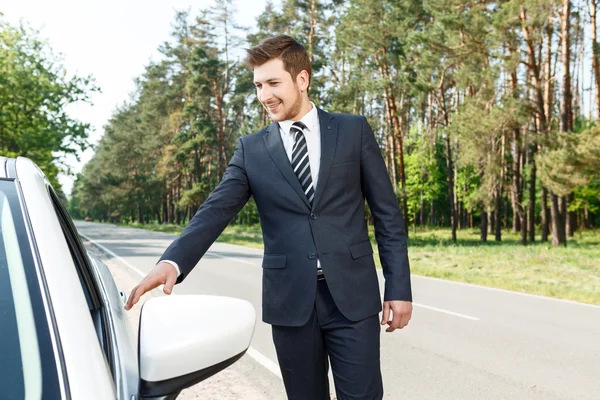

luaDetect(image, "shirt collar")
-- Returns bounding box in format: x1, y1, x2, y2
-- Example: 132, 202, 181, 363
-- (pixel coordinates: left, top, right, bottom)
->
278, 101, 318, 135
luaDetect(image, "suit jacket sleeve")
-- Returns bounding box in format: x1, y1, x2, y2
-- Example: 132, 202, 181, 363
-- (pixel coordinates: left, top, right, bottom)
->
159, 138, 252, 283
360, 116, 412, 302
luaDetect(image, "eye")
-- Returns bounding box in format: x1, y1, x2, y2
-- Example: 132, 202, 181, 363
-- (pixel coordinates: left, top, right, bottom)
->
255, 84, 262, 89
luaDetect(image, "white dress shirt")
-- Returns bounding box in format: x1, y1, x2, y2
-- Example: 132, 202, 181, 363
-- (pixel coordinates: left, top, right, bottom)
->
277, 102, 321, 192
278, 102, 322, 271
163, 102, 322, 277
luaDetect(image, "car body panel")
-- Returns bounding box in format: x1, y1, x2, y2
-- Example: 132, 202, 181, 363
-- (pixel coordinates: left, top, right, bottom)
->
15, 157, 116, 399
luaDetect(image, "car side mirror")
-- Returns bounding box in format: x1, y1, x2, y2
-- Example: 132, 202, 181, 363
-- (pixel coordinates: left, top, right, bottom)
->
137, 295, 255, 399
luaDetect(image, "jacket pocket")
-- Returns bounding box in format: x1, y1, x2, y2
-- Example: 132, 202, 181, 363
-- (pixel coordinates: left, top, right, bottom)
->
262, 254, 287, 269
349, 240, 373, 259
331, 160, 358, 166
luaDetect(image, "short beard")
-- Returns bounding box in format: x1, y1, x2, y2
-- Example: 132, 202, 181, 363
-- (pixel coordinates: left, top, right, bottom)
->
270, 85, 302, 122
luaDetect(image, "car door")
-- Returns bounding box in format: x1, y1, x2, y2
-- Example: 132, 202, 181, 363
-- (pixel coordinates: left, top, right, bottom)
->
47, 186, 138, 399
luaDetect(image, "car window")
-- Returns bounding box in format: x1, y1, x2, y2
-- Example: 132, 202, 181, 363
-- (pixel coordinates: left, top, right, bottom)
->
0, 180, 62, 399
47, 187, 117, 379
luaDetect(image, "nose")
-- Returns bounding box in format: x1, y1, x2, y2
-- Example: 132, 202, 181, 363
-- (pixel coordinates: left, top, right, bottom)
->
259, 86, 272, 104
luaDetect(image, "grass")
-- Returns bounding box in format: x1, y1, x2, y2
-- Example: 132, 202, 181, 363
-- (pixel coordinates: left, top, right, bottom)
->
402, 228, 600, 305
111, 221, 600, 305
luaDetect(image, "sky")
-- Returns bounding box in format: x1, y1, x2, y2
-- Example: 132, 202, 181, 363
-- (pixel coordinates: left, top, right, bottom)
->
2, 0, 272, 196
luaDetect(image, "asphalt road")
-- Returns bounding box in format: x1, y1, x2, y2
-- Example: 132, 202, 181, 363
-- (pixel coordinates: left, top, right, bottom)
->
75, 221, 600, 400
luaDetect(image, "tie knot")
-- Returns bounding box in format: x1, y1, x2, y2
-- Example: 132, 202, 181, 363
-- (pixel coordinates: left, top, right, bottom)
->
292, 121, 307, 131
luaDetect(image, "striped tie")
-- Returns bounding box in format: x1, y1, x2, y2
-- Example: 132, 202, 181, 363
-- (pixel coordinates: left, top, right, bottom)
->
290, 121, 314, 205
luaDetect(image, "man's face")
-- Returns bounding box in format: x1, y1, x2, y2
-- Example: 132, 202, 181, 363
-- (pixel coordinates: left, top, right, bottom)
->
253, 58, 305, 122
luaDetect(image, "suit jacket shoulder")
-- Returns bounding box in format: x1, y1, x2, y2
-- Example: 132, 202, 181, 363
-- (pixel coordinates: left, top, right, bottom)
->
239, 124, 269, 142
327, 111, 365, 122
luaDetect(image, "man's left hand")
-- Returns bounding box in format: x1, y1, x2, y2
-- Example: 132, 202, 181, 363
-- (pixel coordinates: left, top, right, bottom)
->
381, 300, 412, 332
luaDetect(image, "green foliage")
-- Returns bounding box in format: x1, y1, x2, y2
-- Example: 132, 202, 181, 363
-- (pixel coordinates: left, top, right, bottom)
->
0, 17, 98, 190
404, 132, 447, 225
537, 126, 600, 196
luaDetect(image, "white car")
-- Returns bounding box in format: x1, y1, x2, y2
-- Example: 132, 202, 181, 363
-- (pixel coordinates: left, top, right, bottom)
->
0, 156, 256, 399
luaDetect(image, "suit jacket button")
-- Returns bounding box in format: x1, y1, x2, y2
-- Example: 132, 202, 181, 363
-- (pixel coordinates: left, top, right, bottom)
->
310, 213, 318, 220
308, 252, 316, 259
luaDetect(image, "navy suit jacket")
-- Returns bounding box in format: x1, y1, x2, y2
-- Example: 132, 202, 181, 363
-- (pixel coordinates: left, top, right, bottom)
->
160, 108, 412, 327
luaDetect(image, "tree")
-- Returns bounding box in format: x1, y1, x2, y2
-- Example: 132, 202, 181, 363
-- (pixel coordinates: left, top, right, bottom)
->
0, 17, 98, 191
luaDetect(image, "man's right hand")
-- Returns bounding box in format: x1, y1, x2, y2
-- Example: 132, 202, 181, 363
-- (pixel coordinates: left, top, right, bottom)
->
124, 262, 178, 310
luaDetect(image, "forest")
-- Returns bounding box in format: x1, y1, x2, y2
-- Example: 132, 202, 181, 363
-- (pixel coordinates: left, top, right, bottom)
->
3, 1, 600, 248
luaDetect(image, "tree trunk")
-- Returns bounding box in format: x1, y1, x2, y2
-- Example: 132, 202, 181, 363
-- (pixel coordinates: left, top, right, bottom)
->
440, 85, 457, 242
549, 191, 566, 246
162, 198, 168, 224
541, 21, 553, 244
213, 80, 228, 177
544, 23, 554, 125
549, 0, 572, 246
446, 131, 456, 242
567, 193, 576, 236
378, 56, 408, 229
508, 44, 524, 236
513, 126, 524, 240
495, 188, 502, 241
176, 181, 181, 224
386, 131, 397, 184
528, 146, 536, 243
541, 188, 550, 242
590, 0, 600, 117
561, 0, 573, 133
307, 0, 317, 65
382, 90, 398, 184
480, 209, 488, 242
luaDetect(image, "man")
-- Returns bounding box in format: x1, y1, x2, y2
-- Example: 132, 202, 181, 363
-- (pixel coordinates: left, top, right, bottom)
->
125, 35, 412, 400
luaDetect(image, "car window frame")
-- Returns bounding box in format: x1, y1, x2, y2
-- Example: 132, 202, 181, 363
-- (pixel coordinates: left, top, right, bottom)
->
46, 186, 118, 379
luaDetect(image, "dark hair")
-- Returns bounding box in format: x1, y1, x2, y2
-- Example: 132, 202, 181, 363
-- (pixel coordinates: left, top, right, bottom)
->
245, 35, 312, 87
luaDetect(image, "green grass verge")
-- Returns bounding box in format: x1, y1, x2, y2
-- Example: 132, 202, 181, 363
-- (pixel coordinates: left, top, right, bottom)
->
111, 221, 600, 305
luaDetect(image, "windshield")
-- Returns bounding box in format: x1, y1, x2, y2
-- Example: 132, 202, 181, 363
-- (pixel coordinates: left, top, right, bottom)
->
0, 180, 61, 399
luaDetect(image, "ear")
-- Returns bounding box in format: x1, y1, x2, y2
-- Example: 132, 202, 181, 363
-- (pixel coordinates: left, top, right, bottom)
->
296, 70, 310, 92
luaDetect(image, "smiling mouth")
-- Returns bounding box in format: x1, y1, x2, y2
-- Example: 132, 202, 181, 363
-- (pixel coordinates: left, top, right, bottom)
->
266, 102, 281, 111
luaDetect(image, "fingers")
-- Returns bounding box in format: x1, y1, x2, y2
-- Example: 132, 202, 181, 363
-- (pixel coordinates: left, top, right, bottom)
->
384, 303, 412, 332
124, 285, 141, 310
124, 265, 178, 310
163, 269, 177, 295
381, 302, 391, 325
385, 313, 410, 332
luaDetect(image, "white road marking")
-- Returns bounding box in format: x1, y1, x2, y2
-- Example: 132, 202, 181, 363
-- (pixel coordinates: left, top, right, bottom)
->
246, 347, 282, 379
413, 303, 479, 321
79, 232, 284, 380
79, 232, 146, 278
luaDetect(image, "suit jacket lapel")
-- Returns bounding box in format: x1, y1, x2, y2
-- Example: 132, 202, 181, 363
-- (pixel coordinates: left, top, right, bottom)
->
313, 108, 338, 210
263, 121, 311, 210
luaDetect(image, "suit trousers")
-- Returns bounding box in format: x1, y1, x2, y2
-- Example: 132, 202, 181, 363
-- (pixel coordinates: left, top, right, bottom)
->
271, 278, 384, 400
